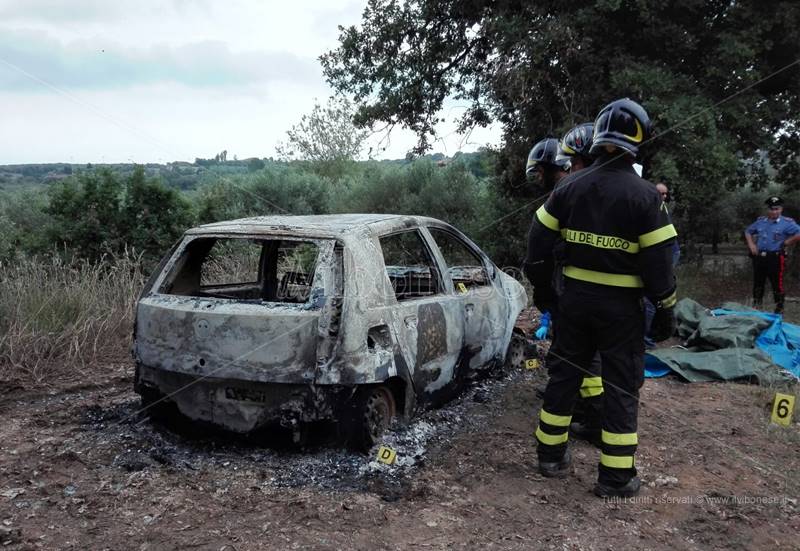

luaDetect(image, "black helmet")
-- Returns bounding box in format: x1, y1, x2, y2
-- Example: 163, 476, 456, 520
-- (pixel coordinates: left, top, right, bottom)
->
766, 196, 784, 207
589, 98, 651, 157
556, 122, 594, 164
526, 138, 568, 174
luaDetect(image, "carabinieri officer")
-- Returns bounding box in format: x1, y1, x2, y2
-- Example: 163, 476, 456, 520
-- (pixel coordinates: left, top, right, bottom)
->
745, 196, 800, 313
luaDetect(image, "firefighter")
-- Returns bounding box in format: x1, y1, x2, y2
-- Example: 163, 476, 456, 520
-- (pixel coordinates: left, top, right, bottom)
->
553, 122, 604, 446
526, 137, 569, 190
523, 98, 677, 497
745, 196, 800, 313
555, 122, 595, 172
527, 131, 604, 438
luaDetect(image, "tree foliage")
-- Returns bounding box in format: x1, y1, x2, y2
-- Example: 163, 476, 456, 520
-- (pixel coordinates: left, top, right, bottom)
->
194, 165, 333, 224
276, 96, 370, 163
333, 159, 492, 243
322, 0, 800, 248
44, 166, 192, 264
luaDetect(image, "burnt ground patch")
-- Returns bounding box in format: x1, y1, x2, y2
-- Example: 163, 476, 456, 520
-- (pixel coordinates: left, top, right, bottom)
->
71, 367, 536, 496
1, 362, 798, 550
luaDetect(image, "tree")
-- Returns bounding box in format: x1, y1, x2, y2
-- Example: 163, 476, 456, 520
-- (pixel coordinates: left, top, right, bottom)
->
119, 166, 193, 262
247, 157, 266, 172
0, 189, 51, 261
46, 166, 193, 264
276, 96, 369, 162
46, 170, 122, 262
331, 159, 493, 247
322, 0, 800, 261
195, 165, 332, 224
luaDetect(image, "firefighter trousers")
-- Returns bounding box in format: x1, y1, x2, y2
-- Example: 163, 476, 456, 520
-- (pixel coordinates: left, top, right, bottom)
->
551, 299, 603, 426
535, 282, 644, 486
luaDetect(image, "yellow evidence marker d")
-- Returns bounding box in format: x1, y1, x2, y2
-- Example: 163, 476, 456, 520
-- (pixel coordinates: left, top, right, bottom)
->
771, 393, 795, 427
457, 282, 468, 294
525, 359, 540, 370
377, 446, 397, 465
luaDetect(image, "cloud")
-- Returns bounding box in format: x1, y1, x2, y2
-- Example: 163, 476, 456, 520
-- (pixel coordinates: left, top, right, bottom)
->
0, 0, 208, 23
0, 30, 320, 90
0, 0, 127, 22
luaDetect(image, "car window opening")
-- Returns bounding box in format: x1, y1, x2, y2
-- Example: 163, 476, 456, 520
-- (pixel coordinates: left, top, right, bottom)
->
428, 228, 489, 290
160, 237, 320, 304
380, 230, 443, 301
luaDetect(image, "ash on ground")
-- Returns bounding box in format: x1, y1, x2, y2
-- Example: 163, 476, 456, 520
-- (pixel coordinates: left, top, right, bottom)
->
75, 365, 544, 496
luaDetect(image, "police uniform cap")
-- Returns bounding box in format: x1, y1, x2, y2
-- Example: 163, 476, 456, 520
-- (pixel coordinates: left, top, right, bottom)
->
765, 196, 783, 207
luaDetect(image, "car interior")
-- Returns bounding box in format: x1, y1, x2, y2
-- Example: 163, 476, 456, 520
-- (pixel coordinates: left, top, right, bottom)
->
159, 237, 319, 304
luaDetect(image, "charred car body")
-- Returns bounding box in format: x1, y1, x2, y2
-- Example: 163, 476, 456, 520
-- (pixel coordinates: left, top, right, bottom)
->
133, 215, 526, 448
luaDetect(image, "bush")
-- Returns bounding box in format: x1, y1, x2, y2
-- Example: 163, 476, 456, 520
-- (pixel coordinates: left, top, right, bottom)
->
194, 164, 332, 223
333, 160, 493, 241
0, 188, 57, 261
45, 166, 193, 265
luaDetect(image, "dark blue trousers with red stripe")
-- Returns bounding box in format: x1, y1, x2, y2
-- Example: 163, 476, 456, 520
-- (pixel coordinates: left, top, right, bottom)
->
753, 251, 786, 313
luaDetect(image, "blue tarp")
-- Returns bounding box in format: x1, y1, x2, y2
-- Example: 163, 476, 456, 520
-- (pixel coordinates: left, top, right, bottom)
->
711, 307, 800, 378
644, 354, 671, 378
644, 299, 800, 383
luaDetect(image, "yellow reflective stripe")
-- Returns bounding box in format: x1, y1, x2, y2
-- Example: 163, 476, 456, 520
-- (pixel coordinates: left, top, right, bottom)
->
581, 376, 602, 389
580, 387, 604, 398
540, 409, 572, 427
536, 427, 569, 446
601, 430, 638, 446
600, 453, 635, 469
580, 376, 603, 398
563, 266, 644, 288
561, 143, 576, 155
561, 229, 639, 253
659, 291, 677, 308
639, 224, 677, 248
535, 205, 560, 231
623, 119, 644, 143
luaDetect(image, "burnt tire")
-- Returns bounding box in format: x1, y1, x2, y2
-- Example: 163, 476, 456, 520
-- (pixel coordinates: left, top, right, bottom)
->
505, 332, 527, 370
138, 388, 171, 422
348, 386, 396, 452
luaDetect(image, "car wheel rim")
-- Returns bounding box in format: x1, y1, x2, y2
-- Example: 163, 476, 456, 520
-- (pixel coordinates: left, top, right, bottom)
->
507, 334, 526, 369
363, 387, 395, 443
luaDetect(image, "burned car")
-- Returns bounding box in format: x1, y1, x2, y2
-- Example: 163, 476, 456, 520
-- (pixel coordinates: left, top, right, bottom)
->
133, 215, 527, 448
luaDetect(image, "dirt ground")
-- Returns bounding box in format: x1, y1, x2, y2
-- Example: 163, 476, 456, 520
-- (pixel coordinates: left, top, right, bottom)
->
1, 348, 799, 550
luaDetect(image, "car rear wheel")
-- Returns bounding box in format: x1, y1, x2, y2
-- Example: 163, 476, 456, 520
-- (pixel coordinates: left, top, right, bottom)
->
138, 387, 171, 421
505, 331, 527, 370
348, 386, 396, 451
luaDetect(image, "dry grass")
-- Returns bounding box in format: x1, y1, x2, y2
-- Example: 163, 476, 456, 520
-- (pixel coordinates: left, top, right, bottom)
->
0, 250, 146, 386
677, 258, 800, 324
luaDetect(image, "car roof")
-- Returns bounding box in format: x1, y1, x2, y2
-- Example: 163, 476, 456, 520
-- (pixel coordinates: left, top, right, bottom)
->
187, 214, 447, 238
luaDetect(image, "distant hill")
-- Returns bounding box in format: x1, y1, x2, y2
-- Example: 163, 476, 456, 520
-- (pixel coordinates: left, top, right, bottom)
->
0, 159, 266, 192
0, 150, 494, 192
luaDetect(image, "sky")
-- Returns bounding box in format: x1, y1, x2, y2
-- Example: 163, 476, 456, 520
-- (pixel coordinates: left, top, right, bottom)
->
0, 0, 501, 164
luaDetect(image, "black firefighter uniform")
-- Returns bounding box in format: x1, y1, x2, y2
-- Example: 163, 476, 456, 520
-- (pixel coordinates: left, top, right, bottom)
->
524, 154, 677, 486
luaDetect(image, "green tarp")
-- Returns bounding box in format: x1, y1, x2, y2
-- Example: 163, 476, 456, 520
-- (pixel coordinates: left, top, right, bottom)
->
647, 298, 795, 385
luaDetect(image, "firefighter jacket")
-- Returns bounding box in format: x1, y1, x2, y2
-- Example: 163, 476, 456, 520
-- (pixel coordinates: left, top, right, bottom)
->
523, 154, 677, 306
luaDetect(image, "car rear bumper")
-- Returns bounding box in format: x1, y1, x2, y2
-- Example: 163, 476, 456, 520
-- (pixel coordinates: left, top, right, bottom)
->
134, 363, 354, 433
